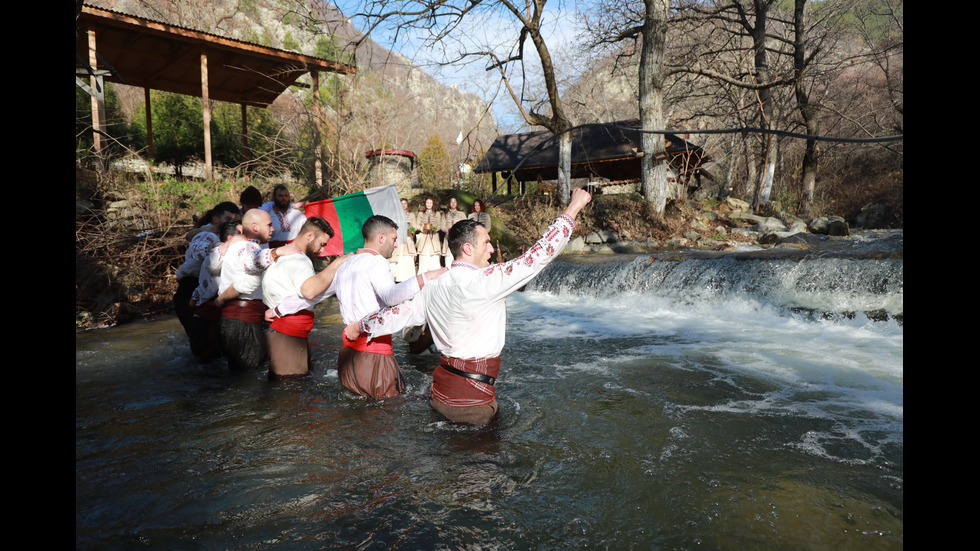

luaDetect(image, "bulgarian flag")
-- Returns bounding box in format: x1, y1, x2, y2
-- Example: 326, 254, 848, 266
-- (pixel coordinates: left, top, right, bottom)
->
304, 184, 407, 256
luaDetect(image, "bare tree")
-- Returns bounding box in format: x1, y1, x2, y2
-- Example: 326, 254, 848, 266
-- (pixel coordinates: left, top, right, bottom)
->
638, 0, 671, 213
848, 0, 903, 134
792, 0, 820, 216
350, 0, 577, 204
585, 0, 796, 213
731, 0, 779, 210
662, 0, 819, 211
582, 0, 671, 214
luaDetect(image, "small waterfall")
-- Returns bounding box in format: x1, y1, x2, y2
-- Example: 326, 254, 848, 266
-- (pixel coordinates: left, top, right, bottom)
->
530, 246, 903, 322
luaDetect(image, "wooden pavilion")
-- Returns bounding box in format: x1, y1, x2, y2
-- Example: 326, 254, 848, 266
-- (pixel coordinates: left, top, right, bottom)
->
473, 120, 712, 196
75, 3, 356, 183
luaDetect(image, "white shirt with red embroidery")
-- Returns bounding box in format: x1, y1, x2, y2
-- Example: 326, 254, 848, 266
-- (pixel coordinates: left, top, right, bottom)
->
261, 202, 306, 243
176, 231, 219, 280
217, 239, 275, 300
190, 244, 226, 306
358, 214, 576, 360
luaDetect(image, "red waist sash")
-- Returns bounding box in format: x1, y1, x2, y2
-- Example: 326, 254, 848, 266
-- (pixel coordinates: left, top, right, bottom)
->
221, 299, 266, 324
270, 310, 315, 338
431, 355, 502, 407
342, 333, 393, 354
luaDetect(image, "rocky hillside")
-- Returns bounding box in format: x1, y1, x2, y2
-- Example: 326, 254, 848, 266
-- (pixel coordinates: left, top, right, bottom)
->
84, 0, 498, 160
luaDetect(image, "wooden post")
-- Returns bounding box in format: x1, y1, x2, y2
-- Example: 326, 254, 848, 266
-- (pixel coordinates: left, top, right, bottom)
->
87, 29, 105, 160
241, 103, 249, 180
201, 50, 213, 181
311, 70, 324, 188
144, 87, 154, 160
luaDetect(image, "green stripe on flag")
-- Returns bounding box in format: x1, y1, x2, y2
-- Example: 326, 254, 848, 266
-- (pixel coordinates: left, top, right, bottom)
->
335, 192, 374, 252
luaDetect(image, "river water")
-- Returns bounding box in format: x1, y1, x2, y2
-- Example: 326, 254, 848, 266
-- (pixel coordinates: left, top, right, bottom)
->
76, 233, 902, 550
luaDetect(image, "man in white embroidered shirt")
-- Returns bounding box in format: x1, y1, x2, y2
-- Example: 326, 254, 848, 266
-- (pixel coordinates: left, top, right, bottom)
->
214, 208, 298, 371
262, 217, 349, 379
334, 216, 445, 399
266, 215, 446, 399
345, 188, 592, 426
261, 184, 307, 247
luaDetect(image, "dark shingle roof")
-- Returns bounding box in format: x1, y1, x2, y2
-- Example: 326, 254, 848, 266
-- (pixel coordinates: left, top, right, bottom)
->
474, 120, 708, 182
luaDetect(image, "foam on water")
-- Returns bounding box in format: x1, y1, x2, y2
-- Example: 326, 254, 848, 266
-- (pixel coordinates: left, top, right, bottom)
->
531, 252, 904, 319
506, 286, 902, 464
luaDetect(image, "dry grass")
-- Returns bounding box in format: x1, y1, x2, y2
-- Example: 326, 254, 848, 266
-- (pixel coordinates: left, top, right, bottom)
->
75, 207, 186, 327
493, 193, 682, 247
76, 167, 198, 327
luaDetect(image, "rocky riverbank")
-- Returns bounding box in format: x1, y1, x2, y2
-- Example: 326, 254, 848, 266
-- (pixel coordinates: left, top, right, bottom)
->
495, 195, 888, 258
573, 198, 859, 254
76, 186, 900, 329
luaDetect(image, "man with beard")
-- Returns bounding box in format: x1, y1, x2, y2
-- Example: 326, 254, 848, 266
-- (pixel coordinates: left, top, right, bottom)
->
266, 215, 446, 398
261, 217, 350, 379
261, 184, 307, 248
333, 215, 447, 399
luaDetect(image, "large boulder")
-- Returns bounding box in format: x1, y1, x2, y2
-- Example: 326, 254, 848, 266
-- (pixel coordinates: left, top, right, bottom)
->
808, 216, 850, 236
725, 197, 751, 212
563, 236, 587, 254
585, 230, 618, 244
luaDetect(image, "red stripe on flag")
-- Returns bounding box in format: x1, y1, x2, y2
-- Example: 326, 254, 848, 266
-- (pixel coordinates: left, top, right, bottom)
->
304, 199, 344, 256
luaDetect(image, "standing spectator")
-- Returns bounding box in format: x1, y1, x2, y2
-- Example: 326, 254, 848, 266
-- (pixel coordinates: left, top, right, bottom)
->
468, 198, 491, 234
441, 196, 467, 265
261, 184, 307, 247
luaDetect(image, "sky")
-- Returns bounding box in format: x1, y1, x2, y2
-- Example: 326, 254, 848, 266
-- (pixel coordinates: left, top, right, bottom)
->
331, 1, 591, 132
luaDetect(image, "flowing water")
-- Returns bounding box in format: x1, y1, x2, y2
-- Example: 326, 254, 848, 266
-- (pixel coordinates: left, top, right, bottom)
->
76, 233, 902, 550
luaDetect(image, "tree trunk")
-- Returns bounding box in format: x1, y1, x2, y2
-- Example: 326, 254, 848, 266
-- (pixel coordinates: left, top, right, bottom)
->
794, 0, 817, 216
516, 6, 574, 206
723, 132, 737, 197
743, 131, 757, 197
755, 135, 776, 207
799, 138, 817, 215
639, 0, 670, 214
744, 0, 775, 212
557, 131, 571, 205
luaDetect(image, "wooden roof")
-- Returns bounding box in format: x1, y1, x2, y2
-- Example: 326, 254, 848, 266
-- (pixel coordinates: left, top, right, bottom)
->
76, 5, 356, 107
474, 120, 710, 183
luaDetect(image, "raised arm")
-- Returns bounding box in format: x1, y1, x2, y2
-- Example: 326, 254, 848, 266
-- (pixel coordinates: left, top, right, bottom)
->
563, 187, 592, 220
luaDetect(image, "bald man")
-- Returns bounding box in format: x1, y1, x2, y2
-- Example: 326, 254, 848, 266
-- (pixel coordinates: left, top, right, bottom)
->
215, 208, 298, 371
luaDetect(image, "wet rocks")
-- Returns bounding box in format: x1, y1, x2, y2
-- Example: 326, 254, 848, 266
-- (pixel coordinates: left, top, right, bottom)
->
808, 216, 851, 236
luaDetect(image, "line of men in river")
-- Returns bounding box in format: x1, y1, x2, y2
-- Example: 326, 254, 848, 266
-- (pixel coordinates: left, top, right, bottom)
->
174, 184, 592, 426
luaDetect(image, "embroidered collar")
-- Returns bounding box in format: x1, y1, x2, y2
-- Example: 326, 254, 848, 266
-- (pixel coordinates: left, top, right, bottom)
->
357, 248, 381, 256
451, 260, 481, 270
273, 209, 290, 232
